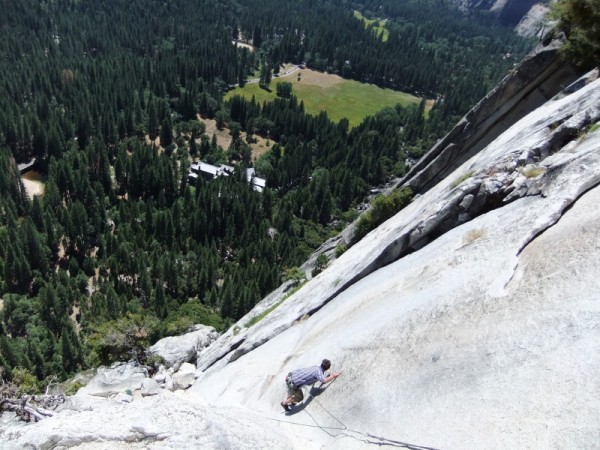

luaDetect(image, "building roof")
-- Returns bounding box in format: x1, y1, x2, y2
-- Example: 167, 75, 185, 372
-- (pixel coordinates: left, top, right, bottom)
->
189, 160, 266, 192
17, 158, 36, 173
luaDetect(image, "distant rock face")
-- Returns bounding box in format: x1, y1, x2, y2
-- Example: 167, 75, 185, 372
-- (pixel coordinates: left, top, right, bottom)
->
498, 0, 545, 26
515, 3, 552, 38
450, 0, 552, 35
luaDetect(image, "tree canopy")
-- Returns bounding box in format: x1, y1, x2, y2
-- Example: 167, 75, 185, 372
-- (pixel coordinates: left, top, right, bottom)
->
552, 0, 600, 69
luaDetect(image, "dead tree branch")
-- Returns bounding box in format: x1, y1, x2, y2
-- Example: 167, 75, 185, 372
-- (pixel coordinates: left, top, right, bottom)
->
0, 381, 65, 422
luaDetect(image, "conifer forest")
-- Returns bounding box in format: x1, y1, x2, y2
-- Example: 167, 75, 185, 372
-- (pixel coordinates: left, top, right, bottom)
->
0, 0, 533, 385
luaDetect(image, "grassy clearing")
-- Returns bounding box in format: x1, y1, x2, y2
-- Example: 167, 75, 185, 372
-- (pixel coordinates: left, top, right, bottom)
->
199, 117, 272, 160
21, 170, 46, 199
353, 10, 389, 42
227, 69, 423, 128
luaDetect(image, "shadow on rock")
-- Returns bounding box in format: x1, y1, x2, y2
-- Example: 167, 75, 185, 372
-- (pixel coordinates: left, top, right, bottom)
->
284, 383, 330, 415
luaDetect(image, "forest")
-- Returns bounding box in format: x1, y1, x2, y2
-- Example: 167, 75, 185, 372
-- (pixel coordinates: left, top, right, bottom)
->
0, 0, 534, 387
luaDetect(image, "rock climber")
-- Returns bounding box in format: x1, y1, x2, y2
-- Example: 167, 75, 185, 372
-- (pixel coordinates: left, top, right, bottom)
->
281, 359, 341, 411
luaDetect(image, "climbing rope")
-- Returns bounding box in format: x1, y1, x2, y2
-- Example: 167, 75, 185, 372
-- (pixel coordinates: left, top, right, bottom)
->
266, 377, 443, 449
303, 402, 345, 438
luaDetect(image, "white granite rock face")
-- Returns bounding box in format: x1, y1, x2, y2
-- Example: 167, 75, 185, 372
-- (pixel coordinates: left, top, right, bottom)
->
515, 3, 551, 37
190, 76, 600, 449
0, 392, 294, 450
197, 73, 600, 375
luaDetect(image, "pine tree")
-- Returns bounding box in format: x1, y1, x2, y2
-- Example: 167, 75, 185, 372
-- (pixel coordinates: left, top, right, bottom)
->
23, 218, 49, 274
252, 25, 262, 48
220, 280, 234, 319
153, 283, 168, 319
553, 0, 600, 68
148, 96, 159, 141
30, 196, 46, 233
160, 115, 174, 148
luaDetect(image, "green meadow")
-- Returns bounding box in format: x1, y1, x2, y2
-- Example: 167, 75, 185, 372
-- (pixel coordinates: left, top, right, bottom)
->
353, 10, 389, 42
225, 74, 422, 128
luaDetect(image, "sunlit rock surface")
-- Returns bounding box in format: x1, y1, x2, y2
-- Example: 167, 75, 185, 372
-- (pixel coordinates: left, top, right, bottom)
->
190, 74, 600, 450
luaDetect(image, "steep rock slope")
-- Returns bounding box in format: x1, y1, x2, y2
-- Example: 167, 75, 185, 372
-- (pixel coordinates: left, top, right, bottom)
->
193, 44, 583, 375
189, 73, 600, 449
400, 37, 578, 196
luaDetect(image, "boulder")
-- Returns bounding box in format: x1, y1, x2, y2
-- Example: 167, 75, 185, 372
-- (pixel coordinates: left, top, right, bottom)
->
141, 378, 160, 397
114, 391, 133, 403
77, 363, 147, 398
148, 325, 220, 368
163, 373, 174, 391
172, 363, 196, 390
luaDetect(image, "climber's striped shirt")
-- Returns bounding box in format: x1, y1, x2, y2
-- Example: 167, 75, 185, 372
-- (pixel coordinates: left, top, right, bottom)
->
288, 365, 325, 387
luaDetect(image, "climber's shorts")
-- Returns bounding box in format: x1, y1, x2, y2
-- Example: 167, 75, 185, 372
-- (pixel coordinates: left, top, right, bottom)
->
286, 373, 304, 402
